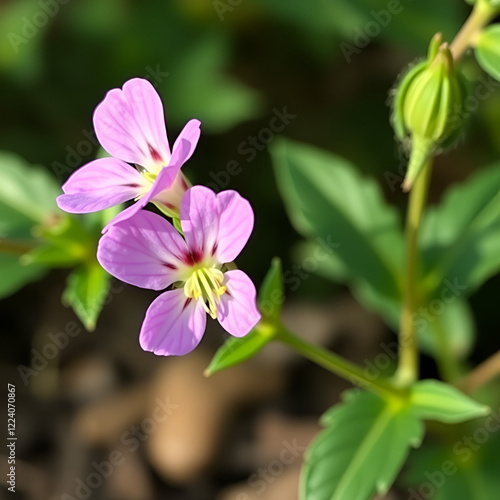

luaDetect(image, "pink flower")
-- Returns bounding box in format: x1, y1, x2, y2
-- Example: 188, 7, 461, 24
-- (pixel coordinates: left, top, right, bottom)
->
97, 186, 261, 356
57, 78, 201, 229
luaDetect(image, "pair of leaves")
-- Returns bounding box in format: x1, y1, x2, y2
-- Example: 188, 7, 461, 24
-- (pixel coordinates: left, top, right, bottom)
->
303, 381, 489, 500
271, 138, 500, 360
0, 152, 111, 331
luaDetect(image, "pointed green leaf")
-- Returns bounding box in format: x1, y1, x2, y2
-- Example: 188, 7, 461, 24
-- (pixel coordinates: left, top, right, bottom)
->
62, 261, 110, 332
204, 323, 275, 377
166, 33, 261, 132
271, 138, 404, 321
258, 257, 284, 321
410, 380, 490, 424
420, 164, 500, 297
475, 25, 500, 82
0, 152, 61, 297
0, 152, 59, 225
302, 390, 424, 500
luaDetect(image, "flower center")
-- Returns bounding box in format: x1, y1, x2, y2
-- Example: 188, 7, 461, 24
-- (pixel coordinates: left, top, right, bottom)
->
183, 267, 227, 319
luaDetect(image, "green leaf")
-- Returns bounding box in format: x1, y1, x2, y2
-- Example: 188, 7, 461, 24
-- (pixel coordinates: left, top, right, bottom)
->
420, 164, 500, 298
0, 152, 60, 225
475, 24, 500, 82
258, 257, 284, 321
302, 390, 424, 500
0, 253, 46, 299
418, 299, 476, 361
271, 138, 405, 321
410, 380, 490, 424
62, 261, 110, 332
165, 33, 262, 133
0, 152, 61, 297
204, 323, 275, 377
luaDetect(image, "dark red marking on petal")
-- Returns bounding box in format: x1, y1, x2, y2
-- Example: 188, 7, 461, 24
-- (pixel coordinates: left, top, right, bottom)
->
191, 248, 204, 264
163, 262, 178, 270
148, 144, 163, 163
182, 298, 192, 311
211, 243, 218, 256
125, 183, 141, 188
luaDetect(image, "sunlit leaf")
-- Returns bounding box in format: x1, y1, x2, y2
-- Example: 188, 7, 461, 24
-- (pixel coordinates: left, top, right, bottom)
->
302, 390, 424, 500
410, 380, 490, 424
258, 257, 284, 321
476, 24, 500, 82
271, 138, 404, 322
62, 260, 110, 331
420, 164, 500, 298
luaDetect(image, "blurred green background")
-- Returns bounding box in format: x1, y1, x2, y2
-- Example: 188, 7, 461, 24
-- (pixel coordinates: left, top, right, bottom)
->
1, 0, 500, 498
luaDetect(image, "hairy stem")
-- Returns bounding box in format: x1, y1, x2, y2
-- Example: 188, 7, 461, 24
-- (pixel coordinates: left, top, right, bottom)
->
276, 327, 404, 400
397, 160, 433, 386
450, 0, 498, 61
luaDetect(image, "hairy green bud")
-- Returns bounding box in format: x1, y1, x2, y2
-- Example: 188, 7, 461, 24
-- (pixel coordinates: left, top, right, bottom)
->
392, 34, 467, 191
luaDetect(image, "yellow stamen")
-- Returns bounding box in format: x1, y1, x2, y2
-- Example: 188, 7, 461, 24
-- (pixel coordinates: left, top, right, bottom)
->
184, 267, 227, 319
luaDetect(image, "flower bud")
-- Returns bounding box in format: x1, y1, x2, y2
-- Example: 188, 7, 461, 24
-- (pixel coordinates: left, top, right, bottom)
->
392, 34, 467, 191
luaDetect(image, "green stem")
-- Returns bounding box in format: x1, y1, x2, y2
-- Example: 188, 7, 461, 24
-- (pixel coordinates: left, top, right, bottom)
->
397, 160, 433, 386
276, 326, 404, 400
450, 0, 499, 61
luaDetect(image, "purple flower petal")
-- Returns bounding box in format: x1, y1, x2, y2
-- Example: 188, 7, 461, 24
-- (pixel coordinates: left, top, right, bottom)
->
218, 270, 261, 337
97, 210, 189, 290
94, 78, 171, 171
180, 186, 219, 261
57, 158, 147, 213
216, 190, 254, 263
139, 289, 207, 356
102, 165, 181, 232
170, 119, 201, 167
